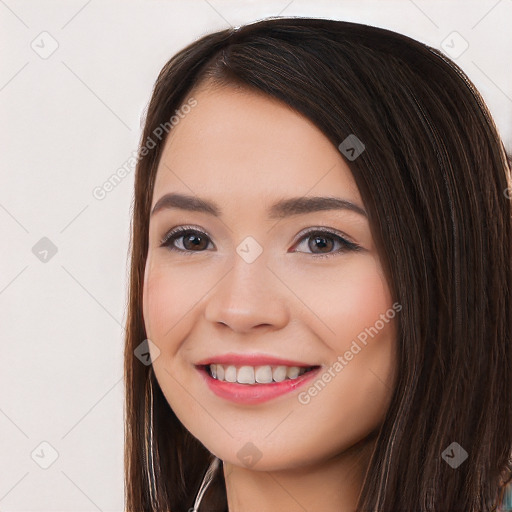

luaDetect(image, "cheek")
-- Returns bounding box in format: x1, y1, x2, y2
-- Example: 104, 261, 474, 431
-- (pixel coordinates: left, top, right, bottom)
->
142, 258, 208, 345
335, 258, 394, 341
289, 256, 397, 426
284, 255, 394, 343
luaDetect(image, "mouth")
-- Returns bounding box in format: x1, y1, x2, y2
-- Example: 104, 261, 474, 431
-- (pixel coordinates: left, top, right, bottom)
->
195, 363, 322, 404
199, 363, 320, 385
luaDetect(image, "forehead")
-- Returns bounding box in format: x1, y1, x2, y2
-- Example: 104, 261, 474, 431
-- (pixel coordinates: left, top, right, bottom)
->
153, 84, 362, 209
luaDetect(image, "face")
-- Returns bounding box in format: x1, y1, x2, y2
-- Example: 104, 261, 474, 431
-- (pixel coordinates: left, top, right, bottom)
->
143, 83, 398, 472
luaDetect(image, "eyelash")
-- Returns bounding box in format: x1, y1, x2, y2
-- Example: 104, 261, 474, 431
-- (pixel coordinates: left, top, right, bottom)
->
159, 225, 361, 259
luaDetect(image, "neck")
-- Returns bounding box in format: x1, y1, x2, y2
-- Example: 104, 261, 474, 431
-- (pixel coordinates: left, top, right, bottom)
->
222, 437, 376, 512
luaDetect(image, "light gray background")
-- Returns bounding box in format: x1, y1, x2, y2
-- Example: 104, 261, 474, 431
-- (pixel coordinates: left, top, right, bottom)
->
1, 1, 511, 510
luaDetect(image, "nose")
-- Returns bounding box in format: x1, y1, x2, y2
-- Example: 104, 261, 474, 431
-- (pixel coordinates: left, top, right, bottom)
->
203, 251, 290, 334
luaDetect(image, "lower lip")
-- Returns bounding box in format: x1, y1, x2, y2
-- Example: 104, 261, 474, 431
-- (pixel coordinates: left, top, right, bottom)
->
197, 366, 322, 404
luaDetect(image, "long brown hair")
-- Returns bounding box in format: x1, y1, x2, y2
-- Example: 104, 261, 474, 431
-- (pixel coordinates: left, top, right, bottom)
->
124, 17, 512, 511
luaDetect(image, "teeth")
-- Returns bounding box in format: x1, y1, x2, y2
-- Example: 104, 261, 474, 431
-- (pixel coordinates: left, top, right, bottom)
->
237, 366, 255, 384
287, 366, 300, 379
272, 366, 287, 382
255, 365, 273, 383
208, 364, 311, 385
224, 365, 237, 383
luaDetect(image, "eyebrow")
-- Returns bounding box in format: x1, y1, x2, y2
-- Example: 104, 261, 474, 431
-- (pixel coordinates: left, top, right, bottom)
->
150, 193, 367, 219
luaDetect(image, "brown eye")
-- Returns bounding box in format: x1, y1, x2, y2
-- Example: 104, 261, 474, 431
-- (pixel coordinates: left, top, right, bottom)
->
159, 226, 361, 259
309, 234, 335, 254
292, 229, 361, 259
160, 227, 213, 253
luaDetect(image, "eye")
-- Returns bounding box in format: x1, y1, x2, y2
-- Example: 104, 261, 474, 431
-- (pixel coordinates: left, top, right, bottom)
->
159, 225, 213, 254
159, 225, 362, 258
291, 228, 361, 259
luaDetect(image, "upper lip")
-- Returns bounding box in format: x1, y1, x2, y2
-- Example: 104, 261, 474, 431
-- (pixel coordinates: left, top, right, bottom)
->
195, 353, 319, 368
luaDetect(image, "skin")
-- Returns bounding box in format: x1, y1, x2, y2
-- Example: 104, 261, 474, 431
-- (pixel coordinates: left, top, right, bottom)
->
143, 82, 398, 512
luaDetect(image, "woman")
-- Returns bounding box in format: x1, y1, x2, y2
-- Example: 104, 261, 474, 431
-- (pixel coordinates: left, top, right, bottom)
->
124, 17, 512, 511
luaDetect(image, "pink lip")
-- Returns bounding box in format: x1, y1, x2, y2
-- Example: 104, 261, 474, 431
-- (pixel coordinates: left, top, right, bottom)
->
196, 365, 322, 405
195, 353, 316, 367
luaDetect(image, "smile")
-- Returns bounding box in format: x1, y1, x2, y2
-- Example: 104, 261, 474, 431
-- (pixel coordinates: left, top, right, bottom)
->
196, 363, 322, 404
207, 364, 316, 384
